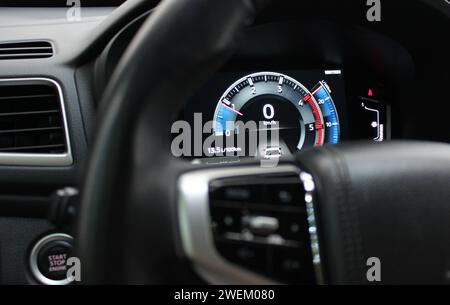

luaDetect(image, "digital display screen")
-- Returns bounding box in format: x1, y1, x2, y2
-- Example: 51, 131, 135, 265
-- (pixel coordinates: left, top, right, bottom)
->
178, 69, 348, 160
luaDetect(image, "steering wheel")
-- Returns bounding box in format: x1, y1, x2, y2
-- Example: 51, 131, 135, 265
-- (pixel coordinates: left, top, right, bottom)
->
77, 0, 450, 284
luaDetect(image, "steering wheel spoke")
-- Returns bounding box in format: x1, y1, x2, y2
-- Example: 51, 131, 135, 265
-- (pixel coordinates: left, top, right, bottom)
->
178, 163, 323, 284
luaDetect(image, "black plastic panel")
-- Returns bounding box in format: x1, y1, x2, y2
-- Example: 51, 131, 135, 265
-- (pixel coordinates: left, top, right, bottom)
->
209, 174, 316, 284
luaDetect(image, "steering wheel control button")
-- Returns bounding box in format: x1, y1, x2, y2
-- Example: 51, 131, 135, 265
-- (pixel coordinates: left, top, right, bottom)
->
272, 247, 315, 284
279, 213, 308, 242
211, 207, 242, 234
269, 184, 302, 206
243, 215, 279, 236
210, 181, 263, 203
29, 233, 74, 285
224, 187, 251, 200
209, 174, 318, 284
215, 241, 268, 275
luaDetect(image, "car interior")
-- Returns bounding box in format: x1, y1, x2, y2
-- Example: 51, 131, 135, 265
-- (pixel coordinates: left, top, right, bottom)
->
0, 0, 449, 285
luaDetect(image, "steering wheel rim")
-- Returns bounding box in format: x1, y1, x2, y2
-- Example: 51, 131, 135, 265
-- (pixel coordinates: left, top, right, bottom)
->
77, 0, 266, 284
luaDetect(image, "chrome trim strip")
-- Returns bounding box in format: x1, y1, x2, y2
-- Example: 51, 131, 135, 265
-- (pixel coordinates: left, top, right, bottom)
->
300, 171, 324, 284
29, 233, 74, 285
178, 164, 323, 284
0, 77, 72, 166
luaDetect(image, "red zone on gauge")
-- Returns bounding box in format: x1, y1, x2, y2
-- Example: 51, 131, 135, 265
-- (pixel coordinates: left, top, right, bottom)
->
304, 92, 324, 146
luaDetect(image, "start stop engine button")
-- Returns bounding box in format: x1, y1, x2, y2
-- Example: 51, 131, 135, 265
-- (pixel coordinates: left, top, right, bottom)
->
30, 233, 74, 285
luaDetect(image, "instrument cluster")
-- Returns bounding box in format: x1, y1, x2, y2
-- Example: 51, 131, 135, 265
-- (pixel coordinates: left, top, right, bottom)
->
179, 68, 390, 161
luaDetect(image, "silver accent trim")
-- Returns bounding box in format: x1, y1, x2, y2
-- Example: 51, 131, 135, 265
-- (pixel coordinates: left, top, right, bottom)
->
300, 171, 324, 284
178, 165, 324, 284
29, 233, 74, 285
0, 77, 72, 166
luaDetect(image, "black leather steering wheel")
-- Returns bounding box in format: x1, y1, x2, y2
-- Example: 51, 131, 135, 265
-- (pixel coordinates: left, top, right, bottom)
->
77, 0, 450, 284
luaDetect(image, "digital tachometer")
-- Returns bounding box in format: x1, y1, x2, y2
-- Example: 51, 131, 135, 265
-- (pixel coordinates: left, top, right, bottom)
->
212, 72, 340, 156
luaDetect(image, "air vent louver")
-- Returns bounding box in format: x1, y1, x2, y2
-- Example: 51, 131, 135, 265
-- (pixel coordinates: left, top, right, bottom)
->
0, 41, 53, 60
0, 80, 69, 158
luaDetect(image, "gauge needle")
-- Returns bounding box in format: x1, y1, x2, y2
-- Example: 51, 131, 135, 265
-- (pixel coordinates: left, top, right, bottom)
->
222, 102, 243, 116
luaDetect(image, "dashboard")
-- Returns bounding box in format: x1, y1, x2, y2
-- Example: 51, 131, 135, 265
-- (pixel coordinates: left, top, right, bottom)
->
91, 1, 450, 157
90, 1, 450, 165
0, 0, 448, 284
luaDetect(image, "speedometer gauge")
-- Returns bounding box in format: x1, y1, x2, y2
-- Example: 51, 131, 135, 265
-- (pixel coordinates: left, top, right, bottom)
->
212, 72, 340, 156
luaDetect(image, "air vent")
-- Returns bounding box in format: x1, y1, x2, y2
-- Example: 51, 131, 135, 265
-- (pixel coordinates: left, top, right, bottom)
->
0, 78, 72, 166
0, 41, 53, 60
